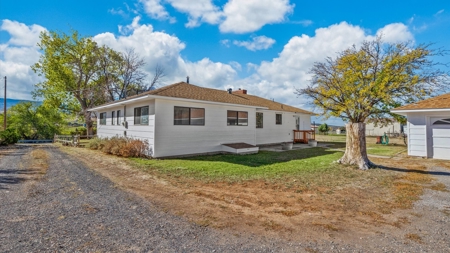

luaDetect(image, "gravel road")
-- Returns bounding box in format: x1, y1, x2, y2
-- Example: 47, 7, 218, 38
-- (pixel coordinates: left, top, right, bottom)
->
1, 145, 449, 252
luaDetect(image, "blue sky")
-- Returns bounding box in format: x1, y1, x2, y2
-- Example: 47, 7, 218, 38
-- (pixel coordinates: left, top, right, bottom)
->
1, 0, 449, 125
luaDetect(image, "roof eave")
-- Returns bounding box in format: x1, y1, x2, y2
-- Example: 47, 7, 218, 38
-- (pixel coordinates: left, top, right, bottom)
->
391, 108, 450, 116
89, 94, 270, 111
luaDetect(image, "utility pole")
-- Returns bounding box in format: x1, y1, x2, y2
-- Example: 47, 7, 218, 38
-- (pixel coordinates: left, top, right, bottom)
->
3, 76, 6, 130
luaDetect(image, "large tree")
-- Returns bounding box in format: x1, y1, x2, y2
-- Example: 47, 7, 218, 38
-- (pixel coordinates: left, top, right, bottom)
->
297, 38, 448, 170
32, 30, 112, 135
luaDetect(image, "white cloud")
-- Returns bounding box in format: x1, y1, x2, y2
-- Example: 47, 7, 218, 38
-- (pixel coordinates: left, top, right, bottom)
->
0, 18, 415, 109
166, 0, 222, 27
434, 9, 444, 16
375, 23, 414, 43
0, 20, 46, 100
140, 0, 293, 33
220, 0, 294, 33
139, 0, 175, 23
233, 22, 414, 109
1, 19, 46, 47
94, 18, 237, 89
220, 39, 230, 47
183, 58, 237, 88
291, 20, 313, 27
233, 35, 276, 51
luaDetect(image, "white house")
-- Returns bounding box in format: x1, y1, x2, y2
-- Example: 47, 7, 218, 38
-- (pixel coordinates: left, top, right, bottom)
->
90, 82, 313, 158
391, 93, 450, 160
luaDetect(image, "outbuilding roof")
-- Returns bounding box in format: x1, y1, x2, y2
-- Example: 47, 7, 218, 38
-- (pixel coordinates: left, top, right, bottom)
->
94, 82, 313, 114
393, 93, 450, 111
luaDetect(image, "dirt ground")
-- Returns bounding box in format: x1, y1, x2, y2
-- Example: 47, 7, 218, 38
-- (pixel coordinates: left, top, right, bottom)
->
59, 145, 450, 248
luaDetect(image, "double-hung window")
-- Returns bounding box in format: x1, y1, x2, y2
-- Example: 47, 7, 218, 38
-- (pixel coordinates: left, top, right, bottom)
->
276, 113, 282, 125
174, 106, 205, 125
117, 110, 121, 125
256, 112, 263, 128
227, 110, 248, 126
99, 112, 106, 125
134, 106, 149, 125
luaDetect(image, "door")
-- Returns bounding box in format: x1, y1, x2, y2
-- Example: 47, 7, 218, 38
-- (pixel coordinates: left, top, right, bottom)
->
431, 117, 450, 160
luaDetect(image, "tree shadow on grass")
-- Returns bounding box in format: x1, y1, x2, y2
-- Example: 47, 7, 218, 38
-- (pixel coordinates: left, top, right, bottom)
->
377, 166, 450, 177
179, 147, 342, 168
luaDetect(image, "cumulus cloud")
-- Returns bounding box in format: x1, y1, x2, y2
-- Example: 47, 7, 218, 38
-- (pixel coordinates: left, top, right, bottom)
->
166, 0, 222, 27
140, 0, 293, 33
94, 18, 237, 89
1, 19, 46, 47
233, 36, 276, 51
220, 0, 294, 33
375, 23, 414, 43
1, 18, 415, 108
233, 22, 414, 109
139, 0, 175, 23
0, 20, 46, 100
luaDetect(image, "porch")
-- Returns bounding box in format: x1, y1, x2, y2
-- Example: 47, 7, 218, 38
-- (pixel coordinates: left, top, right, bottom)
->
293, 130, 315, 144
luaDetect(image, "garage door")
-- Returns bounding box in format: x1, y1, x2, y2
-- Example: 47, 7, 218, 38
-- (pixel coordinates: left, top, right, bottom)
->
432, 118, 450, 160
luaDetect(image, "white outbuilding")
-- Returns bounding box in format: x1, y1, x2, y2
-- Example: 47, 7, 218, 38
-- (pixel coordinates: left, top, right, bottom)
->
391, 93, 450, 160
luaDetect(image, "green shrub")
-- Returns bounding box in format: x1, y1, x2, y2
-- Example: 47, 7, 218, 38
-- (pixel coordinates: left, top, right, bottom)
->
87, 137, 102, 150
0, 128, 20, 144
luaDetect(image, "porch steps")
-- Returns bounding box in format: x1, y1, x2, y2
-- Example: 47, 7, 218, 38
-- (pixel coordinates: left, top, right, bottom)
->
222, 143, 259, 155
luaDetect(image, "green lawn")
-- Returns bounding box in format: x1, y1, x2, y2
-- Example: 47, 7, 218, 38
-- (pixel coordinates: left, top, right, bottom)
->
316, 134, 407, 157
133, 148, 344, 182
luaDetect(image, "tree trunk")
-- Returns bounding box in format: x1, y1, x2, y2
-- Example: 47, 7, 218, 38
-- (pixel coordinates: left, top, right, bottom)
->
338, 122, 374, 170
83, 111, 94, 136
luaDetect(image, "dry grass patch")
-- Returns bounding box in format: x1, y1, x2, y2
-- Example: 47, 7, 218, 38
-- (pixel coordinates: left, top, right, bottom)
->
405, 233, 423, 243
429, 183, 448, 192
60, 145, 437, 241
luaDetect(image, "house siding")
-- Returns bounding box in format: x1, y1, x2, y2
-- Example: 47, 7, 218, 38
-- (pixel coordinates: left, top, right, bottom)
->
153, 99, 257, 157
96, 100, 156, 154
404, 112, 450, 158
255, 110, 311, 145
95, 98, 312, 158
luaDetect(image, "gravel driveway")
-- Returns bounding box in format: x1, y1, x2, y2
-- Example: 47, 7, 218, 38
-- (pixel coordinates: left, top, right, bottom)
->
1, 145, 449, 252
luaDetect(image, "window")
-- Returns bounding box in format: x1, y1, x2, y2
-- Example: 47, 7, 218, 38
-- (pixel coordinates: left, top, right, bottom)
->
433, 118, 450, 125
256, 112, 263, 128
134, 106, 149, 125
227, 110, 248, 126
111, 111, 115, 125
174, 106, 205, 125
99, 112, 106, 125
117, 110, 121, 125
276, 113, 282, 125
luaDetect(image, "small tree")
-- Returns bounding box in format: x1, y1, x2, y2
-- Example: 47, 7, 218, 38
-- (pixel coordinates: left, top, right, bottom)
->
297, 37, 448, 169
318, 123, 330, 135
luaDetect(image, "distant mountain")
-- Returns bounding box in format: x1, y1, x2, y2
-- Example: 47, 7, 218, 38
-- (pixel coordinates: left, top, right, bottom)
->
0, 98, 42, 110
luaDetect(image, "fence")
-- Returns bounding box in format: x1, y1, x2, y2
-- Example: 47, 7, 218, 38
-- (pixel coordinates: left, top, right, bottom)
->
54, 134, 96, 147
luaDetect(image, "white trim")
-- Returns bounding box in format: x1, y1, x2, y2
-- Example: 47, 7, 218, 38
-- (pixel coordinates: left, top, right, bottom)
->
90, 95, 151, 111
391, 108, 450, 115
90, 94, 269, 111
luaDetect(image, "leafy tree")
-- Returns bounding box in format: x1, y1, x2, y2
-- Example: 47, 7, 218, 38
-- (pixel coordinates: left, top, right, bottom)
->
318, 123, 330, 135
297, 37, 448, 170
7, 102, 65, 140
0, 128, 20, 144
32, 30, 116, 135
32, 31, 158, 134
